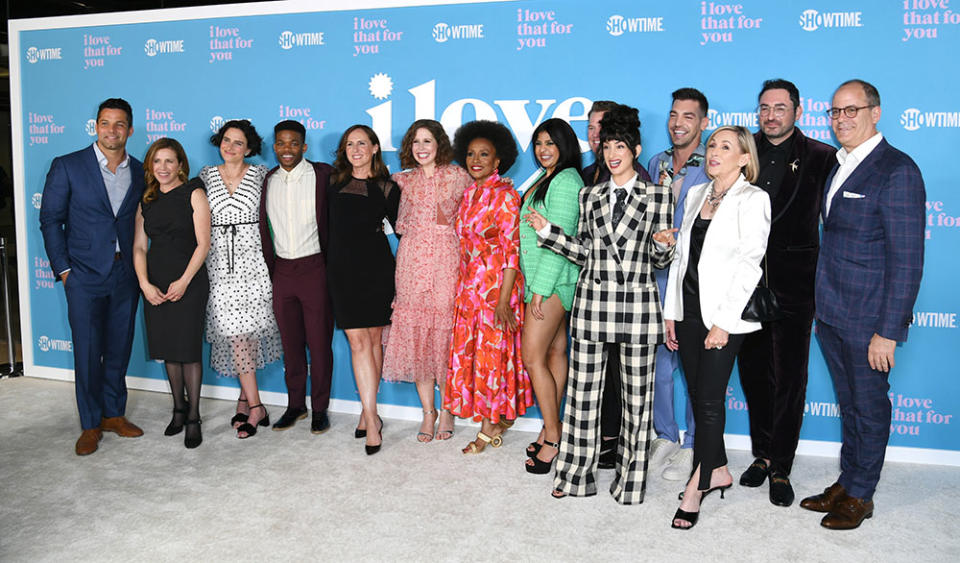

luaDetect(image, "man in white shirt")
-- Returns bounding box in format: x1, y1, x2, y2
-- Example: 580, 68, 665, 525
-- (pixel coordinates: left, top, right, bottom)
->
258, 120, 335, 434
801, 79, 925, 530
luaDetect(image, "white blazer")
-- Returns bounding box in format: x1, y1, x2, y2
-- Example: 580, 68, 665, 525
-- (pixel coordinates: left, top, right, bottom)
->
663, 174, 771, 334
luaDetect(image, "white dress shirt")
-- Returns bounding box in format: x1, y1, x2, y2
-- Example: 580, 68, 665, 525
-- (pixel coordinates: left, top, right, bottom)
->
266, 159, 321, 259
824, 132, 883, 217
608, 173, 638, 220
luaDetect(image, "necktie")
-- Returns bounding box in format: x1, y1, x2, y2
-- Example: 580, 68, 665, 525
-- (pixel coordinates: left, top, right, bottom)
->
612, 187, 627, 226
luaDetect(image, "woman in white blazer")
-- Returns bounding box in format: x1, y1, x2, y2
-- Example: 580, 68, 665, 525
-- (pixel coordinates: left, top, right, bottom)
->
660, 125, 771, 529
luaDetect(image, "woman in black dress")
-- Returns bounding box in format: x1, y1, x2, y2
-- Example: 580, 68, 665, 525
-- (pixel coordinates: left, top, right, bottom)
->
133, 137, 211, 449
327, 125, 400, 455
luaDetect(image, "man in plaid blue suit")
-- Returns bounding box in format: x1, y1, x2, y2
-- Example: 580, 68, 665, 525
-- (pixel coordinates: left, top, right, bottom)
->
801, 79, 925, 530
527, 105, 675, 504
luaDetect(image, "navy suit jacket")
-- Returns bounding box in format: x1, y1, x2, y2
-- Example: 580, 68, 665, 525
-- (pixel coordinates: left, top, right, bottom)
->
815, 138, 925, 342
39, 144, 145, 288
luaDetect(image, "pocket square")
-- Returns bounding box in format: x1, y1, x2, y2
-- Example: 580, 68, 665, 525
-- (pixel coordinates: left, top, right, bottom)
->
842, 191, 866, 199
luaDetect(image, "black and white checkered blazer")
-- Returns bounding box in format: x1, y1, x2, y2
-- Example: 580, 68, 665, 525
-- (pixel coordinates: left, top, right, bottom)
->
538, 178, 674, 344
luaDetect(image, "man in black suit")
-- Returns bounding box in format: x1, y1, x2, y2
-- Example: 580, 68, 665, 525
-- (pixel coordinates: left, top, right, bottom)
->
736, 79, 837, 506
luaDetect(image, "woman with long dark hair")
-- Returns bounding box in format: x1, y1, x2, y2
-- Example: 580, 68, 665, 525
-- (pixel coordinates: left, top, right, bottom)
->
326, 124, 401, 455
133, 138, 210, 448
382, 120, 471, 442
519, 118, 583, 473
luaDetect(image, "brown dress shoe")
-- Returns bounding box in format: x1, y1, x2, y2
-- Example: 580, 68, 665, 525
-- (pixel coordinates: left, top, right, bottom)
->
800, 482, 847, 513
100, 416, 144, 437
75, 428, 102, 456
821, 496, 874, 530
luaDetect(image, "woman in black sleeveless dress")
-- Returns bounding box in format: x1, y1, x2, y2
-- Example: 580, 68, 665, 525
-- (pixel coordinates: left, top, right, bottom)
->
133, 138, 211, 449
326, 125, 400, 455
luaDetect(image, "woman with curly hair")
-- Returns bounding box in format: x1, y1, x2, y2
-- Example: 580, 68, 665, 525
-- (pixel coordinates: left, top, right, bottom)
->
133, 137, 210, 448
519, 118, 584, 474
382, 120, 472, 442
525, 105, 676, 503
201, 119, 282, 439
444, 120, 532, 454
326, 124, 401, 455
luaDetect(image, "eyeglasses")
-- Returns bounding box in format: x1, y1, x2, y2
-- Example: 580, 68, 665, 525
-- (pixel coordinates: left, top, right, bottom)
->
826, 105, 875, 119
757, 104, 790, 117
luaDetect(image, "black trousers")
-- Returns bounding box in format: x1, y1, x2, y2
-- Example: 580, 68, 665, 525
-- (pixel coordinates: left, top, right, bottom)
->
600, 345, 622, 441
675, 318, 745, 490
737, 307, 814, 475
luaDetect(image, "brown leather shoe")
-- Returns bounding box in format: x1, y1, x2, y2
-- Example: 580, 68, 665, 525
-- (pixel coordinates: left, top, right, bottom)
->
800, 482, 847, 513
100, 416, 144, 437
75, 428, 102, 456
821, 496, 874, 530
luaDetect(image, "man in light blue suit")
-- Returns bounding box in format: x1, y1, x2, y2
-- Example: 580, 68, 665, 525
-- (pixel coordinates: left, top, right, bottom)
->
645, 87, 710, 481
801, 79, 925, 530
39, 98, 146, 455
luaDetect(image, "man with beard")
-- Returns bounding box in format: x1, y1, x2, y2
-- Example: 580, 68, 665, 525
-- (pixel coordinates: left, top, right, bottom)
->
737, 79, 836, 507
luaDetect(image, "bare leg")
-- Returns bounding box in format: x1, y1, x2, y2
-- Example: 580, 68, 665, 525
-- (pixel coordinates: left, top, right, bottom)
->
436, 378, 455, 440
522, 295, 567, 466
415, 379, 438, 442
236, 371, 264, 438
346, 327, 385, 448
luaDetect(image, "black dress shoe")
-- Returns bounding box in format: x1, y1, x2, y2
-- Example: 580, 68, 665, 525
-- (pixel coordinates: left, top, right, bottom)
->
272, 407, 308, 431
768, 471, 795, 507
311, 411, 331, 434
739, 458, 769, 487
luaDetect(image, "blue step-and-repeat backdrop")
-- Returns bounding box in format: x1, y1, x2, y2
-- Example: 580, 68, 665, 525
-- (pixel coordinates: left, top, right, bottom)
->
10, 0, 959, 463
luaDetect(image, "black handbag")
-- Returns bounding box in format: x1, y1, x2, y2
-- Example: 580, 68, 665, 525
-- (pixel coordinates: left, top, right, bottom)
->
742, 258, 782, 322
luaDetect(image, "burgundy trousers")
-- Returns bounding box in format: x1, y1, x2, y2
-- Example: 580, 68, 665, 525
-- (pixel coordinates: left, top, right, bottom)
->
272, 253, 334, 412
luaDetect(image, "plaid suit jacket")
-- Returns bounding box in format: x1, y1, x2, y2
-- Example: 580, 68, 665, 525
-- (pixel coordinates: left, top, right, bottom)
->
538, 178, 674, 344
816, 138, 925, 342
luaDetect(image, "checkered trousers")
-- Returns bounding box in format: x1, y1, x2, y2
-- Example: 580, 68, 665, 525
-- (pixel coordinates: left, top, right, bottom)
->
539, 180, 674, 344
553, 339, 656, 505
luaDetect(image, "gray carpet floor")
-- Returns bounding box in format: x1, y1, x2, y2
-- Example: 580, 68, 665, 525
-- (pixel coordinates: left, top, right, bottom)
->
1, 376, 957, 562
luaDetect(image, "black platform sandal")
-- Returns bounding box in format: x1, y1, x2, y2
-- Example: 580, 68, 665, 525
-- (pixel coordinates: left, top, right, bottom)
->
237, 404, 270, 439
525, 439, 559, 474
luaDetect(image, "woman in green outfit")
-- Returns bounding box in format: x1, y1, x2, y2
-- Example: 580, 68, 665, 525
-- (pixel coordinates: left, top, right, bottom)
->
519, 118, 584, 474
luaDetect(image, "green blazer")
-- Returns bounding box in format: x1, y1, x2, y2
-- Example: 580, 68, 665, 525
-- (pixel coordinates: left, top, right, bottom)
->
519, 167, 583, 310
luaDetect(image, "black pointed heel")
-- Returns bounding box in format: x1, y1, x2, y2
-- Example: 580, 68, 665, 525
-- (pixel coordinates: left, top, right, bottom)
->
184, 418, 202, 449
164, 407, 186, 436
365, 417, 384, 455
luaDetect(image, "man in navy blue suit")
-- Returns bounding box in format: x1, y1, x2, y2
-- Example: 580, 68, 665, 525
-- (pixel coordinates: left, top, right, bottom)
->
801, 80, 925, 529
39, 98, 146, 455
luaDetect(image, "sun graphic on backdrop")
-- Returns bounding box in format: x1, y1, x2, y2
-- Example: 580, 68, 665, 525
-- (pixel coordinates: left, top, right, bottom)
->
368, 73, 393, 100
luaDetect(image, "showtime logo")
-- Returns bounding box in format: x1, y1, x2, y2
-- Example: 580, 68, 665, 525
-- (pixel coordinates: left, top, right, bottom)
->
209, 115, 225, 133
901, 107, 960, 131
32, 193, 42, 209
278, 30, 325, 50
432, 22, 485, 42
25, 46, 63, 63
606, 14, 665, 36
799, 9, 863, 31
365, 79, 591, 153
85, 119, 97, 136
144, 38, 185, 57
38, 335, 73, 352
705, 108, 758, 130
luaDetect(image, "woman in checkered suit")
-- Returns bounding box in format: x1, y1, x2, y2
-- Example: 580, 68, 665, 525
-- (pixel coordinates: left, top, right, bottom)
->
525, 105, 676, 504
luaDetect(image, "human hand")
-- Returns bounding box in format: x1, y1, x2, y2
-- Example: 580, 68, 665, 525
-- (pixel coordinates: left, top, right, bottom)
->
141, 283, 167, 306
665, 319, 678, 351
652, 228, 679, 246
530, 294, 544, 321
165, 277, 189, 302
524, 209, 548, 232
868, 333, 896, 372
495, 301, 519, 332
704, 326, 729, 350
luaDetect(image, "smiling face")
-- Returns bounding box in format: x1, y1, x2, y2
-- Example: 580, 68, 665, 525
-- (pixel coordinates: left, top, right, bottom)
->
345, 128, 378, 174
95, 108, 132, 153
465, 138, 499, 182
411, 127, 438, 168
758, 88, 800, 143
831, 83, 881, 152
534, 131, 559, 174
667, 99, 708, 150
705, 129, 749, 183
151, 147, 182, 189
602, 139, 638, 184
587, 110, 605, 155
273, 129, 307, 172
219, 127, 250, 164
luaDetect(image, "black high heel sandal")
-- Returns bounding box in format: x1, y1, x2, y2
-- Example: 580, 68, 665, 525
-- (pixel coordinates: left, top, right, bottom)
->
525, 439, 559, 474
184, 418, 202, 449
365, 416, 384, 455
164, 407, 186, 436
237, 404, 270, 439
672, 483, 732, 530
230, 398, 249, 427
